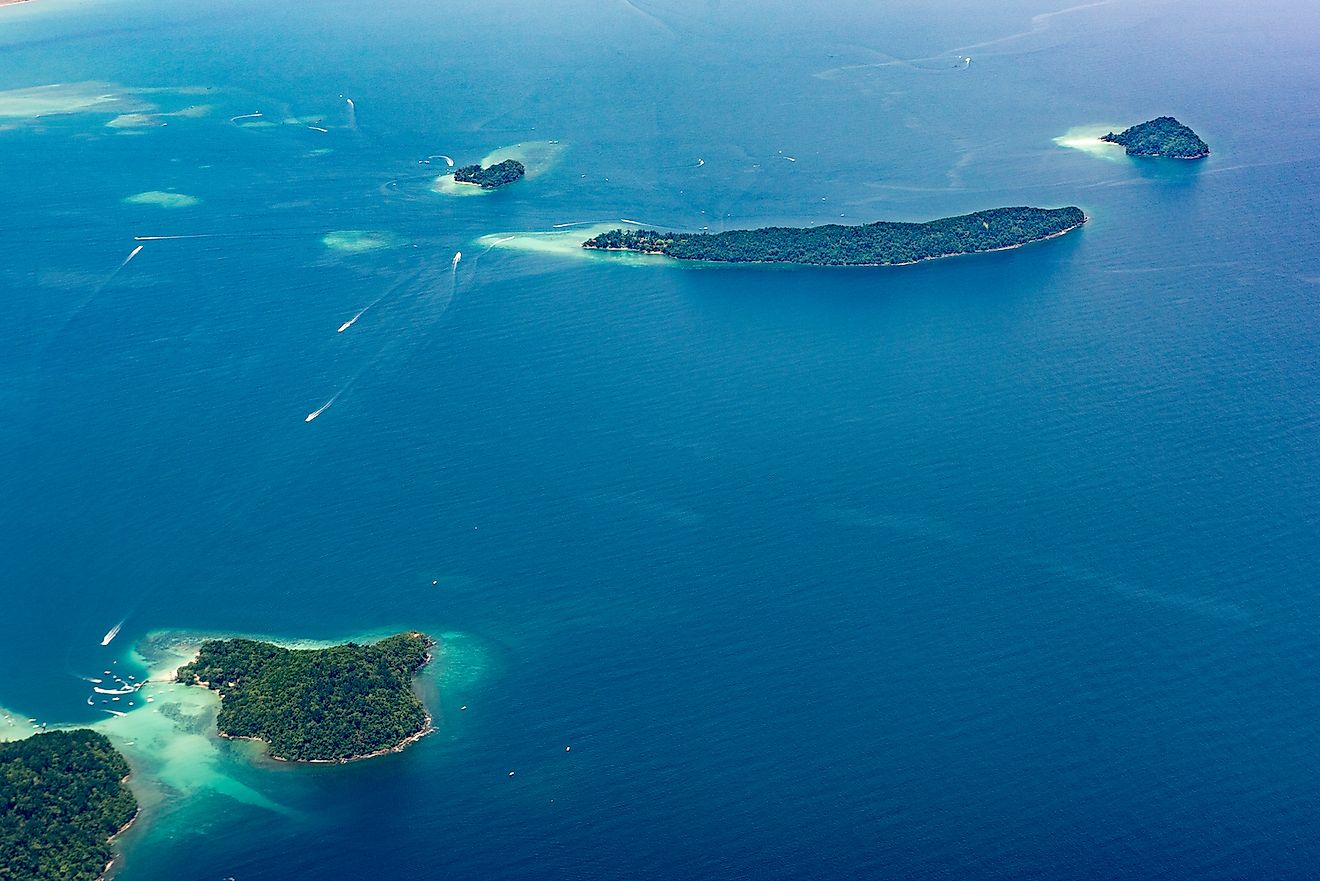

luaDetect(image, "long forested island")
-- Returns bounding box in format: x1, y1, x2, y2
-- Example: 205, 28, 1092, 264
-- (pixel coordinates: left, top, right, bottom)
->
1101, 117, 1209, 159
176, 631, 434, 762
453, 158, 526, 188
1, 730, 138, 881
582, 206, 1086, 266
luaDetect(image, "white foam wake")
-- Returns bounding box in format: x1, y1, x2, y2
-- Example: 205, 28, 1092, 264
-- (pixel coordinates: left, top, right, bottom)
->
305, 393, 339, 422
338, 306, 370, 333
133, 234, 216, 241
100, 620, 125, 646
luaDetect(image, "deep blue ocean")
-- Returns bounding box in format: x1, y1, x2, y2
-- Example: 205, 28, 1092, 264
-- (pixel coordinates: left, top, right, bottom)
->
3, 0, 1320, 877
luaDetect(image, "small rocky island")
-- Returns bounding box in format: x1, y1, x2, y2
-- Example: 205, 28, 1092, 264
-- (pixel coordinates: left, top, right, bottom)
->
1, 729, 139, 881
453, 158, 526, 189
583, 206, 1085, 266
177, 631, 433, 762
1101, 117, 1209, 158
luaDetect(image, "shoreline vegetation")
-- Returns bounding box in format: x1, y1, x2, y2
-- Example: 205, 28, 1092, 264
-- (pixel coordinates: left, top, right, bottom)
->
1101, 116, 1209, 159
452, 158, 526, 189
582, 206, 1086, 266
0, 729, 139, 881
176, 631, 434, 763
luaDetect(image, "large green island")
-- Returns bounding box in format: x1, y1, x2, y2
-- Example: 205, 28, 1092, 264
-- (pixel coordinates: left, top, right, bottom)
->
582, 206, 1086, 266
1, 730, 139, 881
176, 631, 434, 762
1101, 117, 1209, 159
453, 158, 526, 189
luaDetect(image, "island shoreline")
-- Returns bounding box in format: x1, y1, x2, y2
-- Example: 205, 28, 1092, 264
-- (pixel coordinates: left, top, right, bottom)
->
97, 804, 141, 881
583, 215, 1088, 267
205, 651, 437, 764
176, 633, 437, 764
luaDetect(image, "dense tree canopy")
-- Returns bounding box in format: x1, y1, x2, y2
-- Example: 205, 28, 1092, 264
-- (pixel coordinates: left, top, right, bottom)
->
177, 632, 432, 762
1101, 117, 1209, 158
0, 729, 138, 881
453, 159, 526, 188
583, 207, 1085, 266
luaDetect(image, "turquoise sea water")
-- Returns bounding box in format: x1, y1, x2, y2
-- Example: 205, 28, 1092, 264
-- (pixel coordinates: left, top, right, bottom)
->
3, 0, 1320, 877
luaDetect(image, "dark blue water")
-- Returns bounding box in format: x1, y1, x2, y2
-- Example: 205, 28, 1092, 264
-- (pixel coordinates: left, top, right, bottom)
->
3, 0, 1320, 877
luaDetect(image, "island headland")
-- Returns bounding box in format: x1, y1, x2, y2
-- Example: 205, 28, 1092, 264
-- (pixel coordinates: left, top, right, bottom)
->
1101, 117, 1209, 159
582, 206, 1086, 266
453, 158, 526, 189
176, 631, 434, 762
1, 729, 139, 881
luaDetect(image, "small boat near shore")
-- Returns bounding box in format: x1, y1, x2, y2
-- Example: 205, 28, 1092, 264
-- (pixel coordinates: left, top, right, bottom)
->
94, 685, 138, 695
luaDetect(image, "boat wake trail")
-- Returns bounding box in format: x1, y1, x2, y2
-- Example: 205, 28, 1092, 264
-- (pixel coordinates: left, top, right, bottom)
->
478, 236, 515, 257
618, 0, 676, 37
305, 388, 344, 423
47, 243, 146, 343
88, 245, 144, 297
100, 619, 126, 647
819, 506, 1254, 624
337, 287, 395, 333
134, 234, 221, 242
307, 265, 460, 423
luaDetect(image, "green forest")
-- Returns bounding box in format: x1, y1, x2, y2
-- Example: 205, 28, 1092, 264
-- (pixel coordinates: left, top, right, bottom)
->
1101, 117, 1209, 158
177, 631, 433, 762
582, 206, 1085, 266
0, 729, 138, 881
453, 159, 526, 188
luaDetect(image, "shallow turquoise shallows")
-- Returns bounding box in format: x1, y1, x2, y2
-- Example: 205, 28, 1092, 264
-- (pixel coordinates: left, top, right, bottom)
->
3, 0, 1320, 878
